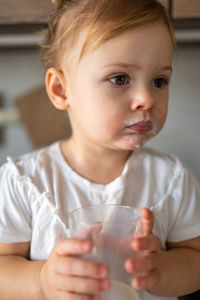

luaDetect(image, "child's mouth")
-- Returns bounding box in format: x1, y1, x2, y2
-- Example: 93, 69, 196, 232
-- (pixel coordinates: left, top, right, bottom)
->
127, 120, 154, 134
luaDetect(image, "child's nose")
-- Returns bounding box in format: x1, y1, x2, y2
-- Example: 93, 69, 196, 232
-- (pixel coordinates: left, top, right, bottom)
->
130, 87, 156, 111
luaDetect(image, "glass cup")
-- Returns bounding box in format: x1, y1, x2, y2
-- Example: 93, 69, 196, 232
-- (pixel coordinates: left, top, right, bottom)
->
69, 204, 144, 300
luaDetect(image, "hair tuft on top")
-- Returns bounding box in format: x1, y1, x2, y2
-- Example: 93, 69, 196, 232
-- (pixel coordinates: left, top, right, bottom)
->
41, 0, 176, 69
51, 0, 63, 6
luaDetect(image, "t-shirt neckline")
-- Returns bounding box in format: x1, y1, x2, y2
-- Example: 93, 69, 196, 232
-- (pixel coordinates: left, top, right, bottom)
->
52, 141, 135, 191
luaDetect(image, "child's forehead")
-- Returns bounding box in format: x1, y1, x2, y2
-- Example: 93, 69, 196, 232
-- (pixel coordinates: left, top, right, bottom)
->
62, 23, 173, 68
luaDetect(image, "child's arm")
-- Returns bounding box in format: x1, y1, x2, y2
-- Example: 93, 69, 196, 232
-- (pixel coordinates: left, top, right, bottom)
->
0, 239, 109, 300
125, 208, 200, 297
0, 241, 46, 299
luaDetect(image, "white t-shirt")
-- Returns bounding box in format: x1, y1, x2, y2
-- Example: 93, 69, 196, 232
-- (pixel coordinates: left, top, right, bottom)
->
0, 142, 200, 300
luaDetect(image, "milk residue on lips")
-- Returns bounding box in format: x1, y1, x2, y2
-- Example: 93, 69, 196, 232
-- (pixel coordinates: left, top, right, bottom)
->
124, 116, 158, 149
125, 118, 157, 135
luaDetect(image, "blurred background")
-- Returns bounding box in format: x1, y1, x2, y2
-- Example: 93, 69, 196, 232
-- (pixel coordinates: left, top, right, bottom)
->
0, 0, 200, 180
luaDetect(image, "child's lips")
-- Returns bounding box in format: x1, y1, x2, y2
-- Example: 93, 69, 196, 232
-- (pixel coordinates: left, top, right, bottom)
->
127, 120, 153, 133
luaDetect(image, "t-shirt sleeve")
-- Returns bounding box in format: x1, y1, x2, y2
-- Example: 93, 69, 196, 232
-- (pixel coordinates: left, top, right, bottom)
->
167, 159, 200, 243
0, 159, 31, 243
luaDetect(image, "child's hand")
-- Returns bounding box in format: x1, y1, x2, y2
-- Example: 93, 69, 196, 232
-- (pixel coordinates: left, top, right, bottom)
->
125, 208, 161, 291
40, 238, 109, 300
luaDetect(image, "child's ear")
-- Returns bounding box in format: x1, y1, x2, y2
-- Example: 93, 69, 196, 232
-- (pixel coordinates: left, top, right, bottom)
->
45, 68, 69, 110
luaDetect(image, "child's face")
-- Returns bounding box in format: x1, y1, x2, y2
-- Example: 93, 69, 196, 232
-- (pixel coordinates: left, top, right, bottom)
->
63, 22, 173, 151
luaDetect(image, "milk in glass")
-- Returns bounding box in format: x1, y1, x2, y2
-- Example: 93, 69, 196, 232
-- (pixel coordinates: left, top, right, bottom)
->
101, 280, 139, 300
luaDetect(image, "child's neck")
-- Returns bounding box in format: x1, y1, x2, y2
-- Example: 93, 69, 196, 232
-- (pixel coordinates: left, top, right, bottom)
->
60, 138, 132, 185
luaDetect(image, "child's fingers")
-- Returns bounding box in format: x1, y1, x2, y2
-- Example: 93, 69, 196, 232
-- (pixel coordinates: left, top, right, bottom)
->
125, 251, 159, 275
80, 222, 102, 240
132, 234, 160, 252
141, 207, 154, 236
131, 269, 160, 291
41, 238, 109, 299
54, 255, 109, 279
54, 238, 92, 256
53, 272, 109, 294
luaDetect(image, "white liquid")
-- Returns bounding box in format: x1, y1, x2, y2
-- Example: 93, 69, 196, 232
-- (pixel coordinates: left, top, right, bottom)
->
101, 280, 139, 300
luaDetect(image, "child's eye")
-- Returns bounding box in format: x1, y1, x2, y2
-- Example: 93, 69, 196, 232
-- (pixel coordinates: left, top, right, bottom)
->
152, 78, 168, 89
109, 74, 130, 86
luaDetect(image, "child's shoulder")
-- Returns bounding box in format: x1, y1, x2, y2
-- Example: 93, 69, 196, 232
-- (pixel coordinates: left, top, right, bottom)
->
135, 147, 180, 165
0, 141, 60, 179
133, 147, 185, 177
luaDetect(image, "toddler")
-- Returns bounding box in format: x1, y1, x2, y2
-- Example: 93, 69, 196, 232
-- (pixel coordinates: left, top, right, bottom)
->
0, 0, 200, 299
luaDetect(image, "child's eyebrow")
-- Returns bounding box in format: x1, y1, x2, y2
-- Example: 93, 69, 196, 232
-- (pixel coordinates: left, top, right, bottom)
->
159, 66, 173, 73
100, 62, 173, 73
100, 62, 141, 70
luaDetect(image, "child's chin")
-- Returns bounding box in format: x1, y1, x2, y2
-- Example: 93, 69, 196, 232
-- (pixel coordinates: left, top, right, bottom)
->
123, 134, 148, 150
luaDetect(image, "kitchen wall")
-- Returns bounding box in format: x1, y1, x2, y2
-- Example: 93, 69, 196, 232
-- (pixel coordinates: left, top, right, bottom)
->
0, 48, 44, 162
149, 42, 200, 180
0, 43, 200, 180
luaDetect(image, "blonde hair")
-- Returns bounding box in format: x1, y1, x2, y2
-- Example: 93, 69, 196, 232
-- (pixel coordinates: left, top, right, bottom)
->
41, 0, 176, 69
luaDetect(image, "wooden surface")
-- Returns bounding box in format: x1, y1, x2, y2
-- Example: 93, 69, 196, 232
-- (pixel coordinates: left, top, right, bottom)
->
0, 0, 55, 24
0, 0, 170, 25
0, 0, 200, 29
172, 0, 200, 18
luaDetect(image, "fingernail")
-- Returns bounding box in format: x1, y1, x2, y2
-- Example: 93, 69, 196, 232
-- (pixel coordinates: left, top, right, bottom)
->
82, 241, 90, 251
132, 239, 137, 249
98, 265, 107, 277
100, 279, 109, 291
131, 278, 139, 290
125, 259, 133, 273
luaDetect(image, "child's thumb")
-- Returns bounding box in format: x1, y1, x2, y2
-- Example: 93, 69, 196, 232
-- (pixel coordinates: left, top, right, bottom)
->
140, 207, 154, 236
54, 238, 92, 256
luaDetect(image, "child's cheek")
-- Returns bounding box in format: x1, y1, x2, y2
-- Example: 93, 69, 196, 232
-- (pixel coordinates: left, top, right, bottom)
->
103, 113, 124, 136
